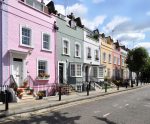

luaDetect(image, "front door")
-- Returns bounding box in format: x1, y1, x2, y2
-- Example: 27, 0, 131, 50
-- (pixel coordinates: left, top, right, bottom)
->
12, 58, 23, 87
59, 63, 64, 84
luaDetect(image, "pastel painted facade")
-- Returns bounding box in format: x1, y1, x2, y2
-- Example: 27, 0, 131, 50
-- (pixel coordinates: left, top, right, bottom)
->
100, 35, 113, 79
112, 41, 121, 80
120, 46, 129, 79
56, 14, 84, 89
83, 28, 104, 82
0, 0, 56, 95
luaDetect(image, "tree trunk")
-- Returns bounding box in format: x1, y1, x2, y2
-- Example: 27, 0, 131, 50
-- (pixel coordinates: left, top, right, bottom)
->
131, 71, 133, 87
136, 72, 139, 86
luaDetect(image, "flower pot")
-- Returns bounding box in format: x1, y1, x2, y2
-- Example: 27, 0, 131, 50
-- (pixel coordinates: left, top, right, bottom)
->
39, 96, 43, 99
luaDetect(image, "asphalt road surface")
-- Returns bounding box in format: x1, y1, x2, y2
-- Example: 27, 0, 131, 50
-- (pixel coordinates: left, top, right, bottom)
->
2, 86, 150, 124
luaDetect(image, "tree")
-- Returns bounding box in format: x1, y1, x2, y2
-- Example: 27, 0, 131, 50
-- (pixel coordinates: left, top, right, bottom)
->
126, 47, 149, 86
141, 57, 150, 83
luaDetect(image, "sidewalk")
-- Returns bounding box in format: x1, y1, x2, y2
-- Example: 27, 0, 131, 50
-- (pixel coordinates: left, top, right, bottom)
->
0, 84, 147, 118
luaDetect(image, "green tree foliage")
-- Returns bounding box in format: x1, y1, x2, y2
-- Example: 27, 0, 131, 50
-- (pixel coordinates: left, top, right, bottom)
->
141, 57, 150, 82
126, 47, 149, 86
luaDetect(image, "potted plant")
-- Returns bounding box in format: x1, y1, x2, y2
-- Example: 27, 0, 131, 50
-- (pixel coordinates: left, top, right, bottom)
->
37, 91, 44, 99
23, 80, 28, 88
37, 73, 50, 80
17, 88, 23, 99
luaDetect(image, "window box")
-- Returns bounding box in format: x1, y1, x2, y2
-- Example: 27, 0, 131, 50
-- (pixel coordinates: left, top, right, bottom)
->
36, 73, 50, 80
87, 54, 92, 59
95, 57, 99, 60
36, 77, 50, 80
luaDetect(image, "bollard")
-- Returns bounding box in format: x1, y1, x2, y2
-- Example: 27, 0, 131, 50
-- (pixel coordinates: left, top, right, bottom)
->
59, 86, 61, 101
89, 82, 91, 91
5, 90, 9, 111
105, 83, 107, 93
117, 85, 119, 90
87, 84, 89, 96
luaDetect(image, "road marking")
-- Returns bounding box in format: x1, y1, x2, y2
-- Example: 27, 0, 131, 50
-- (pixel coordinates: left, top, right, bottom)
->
144, 105, 150, 108
125, 104, 129, 106
94, 110, 101, 114
103, 113, 110, 117
113, 104, 118, 107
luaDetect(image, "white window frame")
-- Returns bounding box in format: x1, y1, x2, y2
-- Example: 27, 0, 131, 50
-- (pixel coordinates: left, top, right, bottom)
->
62, 38, 70, 56
87, 47, 92, 59
93, 67, 98, 77
118, 57, 120, 65
41, 32, 51, 52
103, 52, 106, 62
122, 57, 124, 66
70, 63, 82, 77
114, 56, 117, 65
20, 25, 33, 48
95, 49, 99, 61
36, 58, 49, 78
108, 54, 112, 63
75, 42, 81, 58
99, 67, 104, 78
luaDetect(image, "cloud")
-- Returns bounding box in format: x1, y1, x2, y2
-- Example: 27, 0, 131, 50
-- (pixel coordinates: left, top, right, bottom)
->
55, 3, 88, 18
92, 0, 105, 4
116, 32, 145, 42
55, 2, 106, 30
103, 16, 131, 33
82, 15, 107, 30
55, 5, 66, 15
146, 11, 150, 16
66, 3, 88, 17
135, 42, 150, 51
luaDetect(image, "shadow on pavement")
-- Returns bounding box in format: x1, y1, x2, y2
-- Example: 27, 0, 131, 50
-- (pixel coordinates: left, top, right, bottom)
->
93, 116, 117, 124
4, 111, 81, 124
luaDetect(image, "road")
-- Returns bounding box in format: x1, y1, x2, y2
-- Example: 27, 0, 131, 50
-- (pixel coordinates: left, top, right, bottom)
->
2, 86, 150, 124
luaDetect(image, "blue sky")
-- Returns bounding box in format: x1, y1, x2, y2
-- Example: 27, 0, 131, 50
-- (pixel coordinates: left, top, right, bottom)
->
44, 0, 150, 51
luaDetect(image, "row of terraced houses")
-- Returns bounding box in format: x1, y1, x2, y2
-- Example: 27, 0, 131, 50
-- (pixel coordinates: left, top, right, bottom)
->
0, 0, 131, 95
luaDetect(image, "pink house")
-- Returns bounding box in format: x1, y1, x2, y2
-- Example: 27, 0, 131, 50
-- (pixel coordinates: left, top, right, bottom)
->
0, 0, 57, 95
112, 41, 121, 80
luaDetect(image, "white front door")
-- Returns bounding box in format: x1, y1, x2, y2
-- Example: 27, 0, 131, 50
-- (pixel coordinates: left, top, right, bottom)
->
12, 59, 23, 87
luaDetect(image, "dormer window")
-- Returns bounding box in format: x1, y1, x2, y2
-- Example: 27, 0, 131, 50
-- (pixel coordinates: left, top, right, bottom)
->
69, 20, 76, 29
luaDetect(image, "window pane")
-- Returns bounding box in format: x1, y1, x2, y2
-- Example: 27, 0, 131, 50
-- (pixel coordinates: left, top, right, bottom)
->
43, 34, 50, 50
26, 0, 33, 6
38, 61, 47, 76
93, 67, 97, 77
75, 44, 79, 56
77, 64, 81, 76
71, 64, 75, 76
22, 27, 31, 45
34, 1, 43, 11
99, 67, 103, 77
64, 40, 69, 54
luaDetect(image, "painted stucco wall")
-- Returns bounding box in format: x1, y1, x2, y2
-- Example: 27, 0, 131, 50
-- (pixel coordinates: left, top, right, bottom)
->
100, 37, 113, 78
112, 44, 121, 79
56, 17, 84, 85
0, 0, 8, 85
83, 30, 100, 65
2, 0, 56, 93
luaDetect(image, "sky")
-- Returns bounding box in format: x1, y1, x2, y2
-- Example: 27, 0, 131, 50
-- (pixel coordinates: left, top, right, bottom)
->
44, 0, 150, 52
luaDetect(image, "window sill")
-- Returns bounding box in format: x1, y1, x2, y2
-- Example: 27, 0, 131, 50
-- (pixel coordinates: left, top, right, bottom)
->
36, 77, 50, 81
41, 49, 52, 53
20, 44, 34, 49
62, 53, 70, 56
75, 56, 81, 58
71, 76, 83, 78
